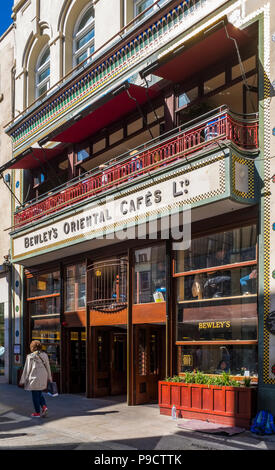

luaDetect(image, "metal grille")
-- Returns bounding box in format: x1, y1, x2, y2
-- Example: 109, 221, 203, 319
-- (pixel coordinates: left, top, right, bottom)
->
88, 257, 127, 313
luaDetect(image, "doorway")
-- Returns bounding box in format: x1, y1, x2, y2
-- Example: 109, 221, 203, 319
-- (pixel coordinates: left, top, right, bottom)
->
66, 328, 86, 394
134, 325, 166, 405
93, 327, 127, 397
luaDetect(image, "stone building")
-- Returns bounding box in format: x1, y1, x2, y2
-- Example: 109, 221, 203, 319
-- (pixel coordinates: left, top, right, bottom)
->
2, 0, 275, 415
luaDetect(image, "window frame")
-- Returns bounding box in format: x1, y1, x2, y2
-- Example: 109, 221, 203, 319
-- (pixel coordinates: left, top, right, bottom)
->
173, 223, 258, 346
73, 5, 95, 68
134, 0, 167, 21
35, 45, 51, 99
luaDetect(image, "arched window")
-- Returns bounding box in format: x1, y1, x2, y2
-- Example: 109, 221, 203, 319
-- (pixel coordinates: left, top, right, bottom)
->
134, 0, 166, 19
36, 45, 50, 98
73, 5, 95, 67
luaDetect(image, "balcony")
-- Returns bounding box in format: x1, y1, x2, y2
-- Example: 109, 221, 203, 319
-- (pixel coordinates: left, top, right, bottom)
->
13, 106, 258, 230
6, 0, 231, 157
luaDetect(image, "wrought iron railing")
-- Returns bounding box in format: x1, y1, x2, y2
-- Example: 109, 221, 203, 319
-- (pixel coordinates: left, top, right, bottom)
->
13, 106, 258, 229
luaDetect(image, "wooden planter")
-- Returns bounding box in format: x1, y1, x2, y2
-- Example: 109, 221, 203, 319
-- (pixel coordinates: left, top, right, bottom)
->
158, 381, 257, 429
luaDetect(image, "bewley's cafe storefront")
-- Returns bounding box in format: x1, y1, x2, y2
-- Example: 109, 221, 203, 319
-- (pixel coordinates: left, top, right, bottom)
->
11, 150, 259, 403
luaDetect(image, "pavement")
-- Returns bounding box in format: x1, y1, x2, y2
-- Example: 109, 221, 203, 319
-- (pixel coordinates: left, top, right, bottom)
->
0, 383, 275, 452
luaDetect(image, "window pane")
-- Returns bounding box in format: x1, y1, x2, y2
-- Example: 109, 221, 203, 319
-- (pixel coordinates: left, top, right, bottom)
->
76, 51, 88, 65
38, 66, 50, 84
29, 296, 60, 317
39, 47, 50, 67
38, 83, 48, 97
89, 257, 127, 311
178, 87, 198, 108
137, 0, 154, 15
28, 271, 60, 298
176, 268, 257, 342
175, 225, 257, 273
78, 7, 94, 32
77, 148, 90, 161
65, 263, 86, 312
179, 344, 258, 377
134, 245, 166, 304
177, 266, 257, 302
31, 318, 61, 372
76, 28, 95, 51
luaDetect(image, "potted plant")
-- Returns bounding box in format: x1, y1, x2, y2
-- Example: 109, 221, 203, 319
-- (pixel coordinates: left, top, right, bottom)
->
158, 371, 257, 429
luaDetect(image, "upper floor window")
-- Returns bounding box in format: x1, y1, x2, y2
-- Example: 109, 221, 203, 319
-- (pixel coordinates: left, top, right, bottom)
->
74, 5, 95, 67
36, 45, 50, 98
134, 0, 166, 19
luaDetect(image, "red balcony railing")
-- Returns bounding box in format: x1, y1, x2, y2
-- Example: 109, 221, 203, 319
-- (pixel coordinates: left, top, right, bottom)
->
14, 106, 258, 229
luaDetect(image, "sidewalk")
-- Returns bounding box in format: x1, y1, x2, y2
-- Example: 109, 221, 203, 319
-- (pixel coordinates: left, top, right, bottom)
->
0, 383, 275, 451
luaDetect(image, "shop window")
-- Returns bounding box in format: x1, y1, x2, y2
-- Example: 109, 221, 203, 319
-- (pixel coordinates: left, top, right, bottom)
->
178, 344, 258, 377
27, 270, 61, 373
174, 224, 258, 378
175, 225, 257, 273
73, 5, 95, 67
134, 245, 166, 304
65, 263, 86, 312
27, 271, 60, 298
31, 320, 61, 373
36, 45, 50, 98
88, 257, 127, 312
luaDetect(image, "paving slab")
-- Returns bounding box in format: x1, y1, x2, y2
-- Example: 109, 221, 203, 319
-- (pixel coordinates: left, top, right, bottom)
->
0, 383, 275, 452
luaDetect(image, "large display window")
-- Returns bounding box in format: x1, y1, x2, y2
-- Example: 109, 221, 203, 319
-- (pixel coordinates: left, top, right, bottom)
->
134, 245, 166, 304
27, 270, 61, 372
65, 263, 86, 312
174, 224, 258, 378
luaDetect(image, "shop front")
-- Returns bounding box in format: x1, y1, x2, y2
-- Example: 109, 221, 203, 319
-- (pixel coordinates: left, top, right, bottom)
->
13, 146, 259, 403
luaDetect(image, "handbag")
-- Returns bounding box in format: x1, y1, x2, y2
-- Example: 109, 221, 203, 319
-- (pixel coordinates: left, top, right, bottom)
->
47, 380, 58, 397
38, 352, 59, 397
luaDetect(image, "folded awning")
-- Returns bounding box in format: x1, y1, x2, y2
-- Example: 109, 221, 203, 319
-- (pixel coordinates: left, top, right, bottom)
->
0, 82, 159, 172
141, 20, 254, 84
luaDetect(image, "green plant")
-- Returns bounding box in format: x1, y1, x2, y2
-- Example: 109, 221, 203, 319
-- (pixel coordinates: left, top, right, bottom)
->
244, 376, 251, 387
165, 371, 240, 387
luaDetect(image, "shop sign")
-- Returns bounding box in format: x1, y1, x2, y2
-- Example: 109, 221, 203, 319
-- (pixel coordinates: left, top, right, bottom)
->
12, 161, 222, 260
198, 321, 231, 329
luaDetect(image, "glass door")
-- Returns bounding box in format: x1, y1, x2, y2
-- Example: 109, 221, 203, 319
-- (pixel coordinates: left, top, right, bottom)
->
110, 332, 127, 395
134, 325, 165, 405
68, 328, 86, 393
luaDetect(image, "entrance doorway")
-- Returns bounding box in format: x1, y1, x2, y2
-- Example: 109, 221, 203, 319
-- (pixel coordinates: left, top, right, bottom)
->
65, 328, 86, 394
134, 325, 166, 405
93, 327, 127, 397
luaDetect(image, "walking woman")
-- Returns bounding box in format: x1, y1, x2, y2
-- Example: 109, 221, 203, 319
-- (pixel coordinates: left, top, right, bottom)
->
19, 340, 52, 418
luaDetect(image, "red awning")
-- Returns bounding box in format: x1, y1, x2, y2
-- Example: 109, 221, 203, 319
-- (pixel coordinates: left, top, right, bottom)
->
51, 83, 159, 144
152, 22, 253, 84
9, 146, 65, 170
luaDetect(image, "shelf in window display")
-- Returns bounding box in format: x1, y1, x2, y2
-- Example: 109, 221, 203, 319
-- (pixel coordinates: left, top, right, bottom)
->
178, 294, 257, 304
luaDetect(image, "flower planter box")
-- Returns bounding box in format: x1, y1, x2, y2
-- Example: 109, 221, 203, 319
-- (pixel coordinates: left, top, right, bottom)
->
158, 381, 257, 429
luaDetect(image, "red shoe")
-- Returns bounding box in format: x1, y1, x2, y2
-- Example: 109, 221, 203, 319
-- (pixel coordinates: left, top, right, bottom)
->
31, 412, 41, 418
41, 405, 48, 417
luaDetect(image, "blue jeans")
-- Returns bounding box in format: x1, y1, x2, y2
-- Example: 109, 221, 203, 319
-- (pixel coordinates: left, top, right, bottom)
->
31, 391, 46, 413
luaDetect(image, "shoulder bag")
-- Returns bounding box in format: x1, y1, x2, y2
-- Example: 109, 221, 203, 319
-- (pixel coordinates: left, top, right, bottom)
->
38, 352, 59, 397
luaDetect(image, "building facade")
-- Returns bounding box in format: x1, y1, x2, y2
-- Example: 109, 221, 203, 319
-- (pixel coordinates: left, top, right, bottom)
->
0, 23, 14, 383
2, 0, 275, 412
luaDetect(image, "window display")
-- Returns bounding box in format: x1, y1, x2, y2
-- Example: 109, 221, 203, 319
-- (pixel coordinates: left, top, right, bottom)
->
134, 245, 166, 304
27, 271, 60, 298
65, 263, 86, 311
174, 224, 258, 377
179, 344, 258, 377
